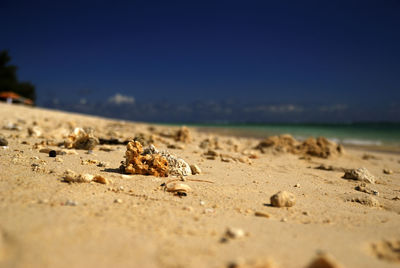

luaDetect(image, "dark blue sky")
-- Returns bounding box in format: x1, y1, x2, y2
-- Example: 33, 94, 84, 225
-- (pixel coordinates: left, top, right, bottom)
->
1, 0, 400, 120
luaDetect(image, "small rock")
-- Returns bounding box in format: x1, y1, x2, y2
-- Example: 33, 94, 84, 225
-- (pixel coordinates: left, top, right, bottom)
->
190, 164, 202, 175
383, 168, 393, 175
343, 167, 376, 184
254, 211, 270, 218
3, 122, 21, 131
225, 227, 245, 239
97, 161, 110, 167
38, 199, 49, 204
28, 126, 42, 137
93, 175, 110, 184
0, 135, 8, 146
114, 199, 123, 204
294, 183, 300, 188
65, 200, 78, 206
270, 191, 296, 207
49, 150, 57, 157
307, 253, 343, 268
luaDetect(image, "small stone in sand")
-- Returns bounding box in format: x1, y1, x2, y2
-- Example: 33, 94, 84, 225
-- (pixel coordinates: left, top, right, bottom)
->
190, 164, 202, 175
93, 175, 110, 184
65, 200, 78, 206
270, 191, 296, 207
343, 167, 376, 184
307, 253, 343, 268
383, 169, 393, 175
225, 227, 245, 239
254, 211, 270, 218
0, 135, 8, 146
97, 161, 110, 167
114, 199, 123, 204
49, 150, 57, 157
28, 126, 42, 137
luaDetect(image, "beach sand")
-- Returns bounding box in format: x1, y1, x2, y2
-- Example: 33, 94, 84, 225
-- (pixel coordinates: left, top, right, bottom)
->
0, 102, 400, 268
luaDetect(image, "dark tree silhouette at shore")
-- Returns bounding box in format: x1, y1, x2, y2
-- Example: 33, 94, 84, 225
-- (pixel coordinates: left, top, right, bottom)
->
0, 50, 36, 102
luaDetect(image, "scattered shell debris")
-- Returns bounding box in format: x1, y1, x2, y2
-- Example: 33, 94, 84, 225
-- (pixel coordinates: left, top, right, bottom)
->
202, 150, 252, 164
62, 170, 110, 184
64, 127, 99, 150
255, 134, 343, 158
270, 191, 296, 207
342, 167, 376, 184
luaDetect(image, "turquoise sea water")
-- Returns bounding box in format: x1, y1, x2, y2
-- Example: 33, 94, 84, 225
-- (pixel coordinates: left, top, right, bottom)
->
188, 123, 400, 147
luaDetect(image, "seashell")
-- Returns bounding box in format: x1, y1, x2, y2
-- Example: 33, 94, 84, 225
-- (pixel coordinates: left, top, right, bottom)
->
166, 182, 192, 194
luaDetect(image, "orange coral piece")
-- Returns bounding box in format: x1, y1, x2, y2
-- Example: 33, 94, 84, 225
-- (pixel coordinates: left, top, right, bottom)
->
124, 141, 169, 177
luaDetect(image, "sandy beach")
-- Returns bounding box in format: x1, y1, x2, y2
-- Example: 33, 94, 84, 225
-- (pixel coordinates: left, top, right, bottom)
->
0, 102, 400, 268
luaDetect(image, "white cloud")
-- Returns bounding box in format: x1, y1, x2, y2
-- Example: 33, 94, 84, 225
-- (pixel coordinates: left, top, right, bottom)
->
108, 93, 135, 105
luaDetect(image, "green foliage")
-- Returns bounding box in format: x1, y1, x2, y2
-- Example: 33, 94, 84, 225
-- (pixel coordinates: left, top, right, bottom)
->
0, 50, 36, 102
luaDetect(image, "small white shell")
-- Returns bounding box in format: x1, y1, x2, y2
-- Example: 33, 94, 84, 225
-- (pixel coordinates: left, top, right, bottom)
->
166, 182, 192, 193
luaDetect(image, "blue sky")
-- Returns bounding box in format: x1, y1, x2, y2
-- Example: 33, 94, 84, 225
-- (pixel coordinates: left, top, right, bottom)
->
1, 0, 400, 121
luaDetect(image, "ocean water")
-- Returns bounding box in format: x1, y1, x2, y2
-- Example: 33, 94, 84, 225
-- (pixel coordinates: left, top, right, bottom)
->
191, 123, 400, 148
